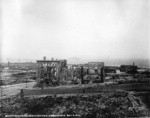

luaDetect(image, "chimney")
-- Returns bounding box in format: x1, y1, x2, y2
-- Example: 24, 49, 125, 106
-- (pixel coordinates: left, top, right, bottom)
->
133, 62, 134, 66
43, 56, 46, 60
51, 57, 54, 61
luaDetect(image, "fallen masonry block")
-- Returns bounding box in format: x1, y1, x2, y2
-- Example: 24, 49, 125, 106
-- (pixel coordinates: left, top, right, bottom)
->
128, 95, 140, 108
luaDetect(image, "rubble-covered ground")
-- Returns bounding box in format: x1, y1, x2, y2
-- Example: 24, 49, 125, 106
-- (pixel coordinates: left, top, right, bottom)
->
1, 91, 149, 117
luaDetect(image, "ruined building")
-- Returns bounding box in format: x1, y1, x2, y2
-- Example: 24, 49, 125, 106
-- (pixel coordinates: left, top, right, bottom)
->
120, 62, 138, 74
36, 57, 67, 85
80, 62, 105, 83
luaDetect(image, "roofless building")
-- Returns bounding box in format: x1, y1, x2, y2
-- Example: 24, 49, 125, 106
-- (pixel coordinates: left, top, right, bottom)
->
36, 57, 67, 85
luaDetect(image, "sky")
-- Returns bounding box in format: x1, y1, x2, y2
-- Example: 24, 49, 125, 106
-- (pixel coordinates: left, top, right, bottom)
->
1, 0, 150, 62
0, 0, 2, 62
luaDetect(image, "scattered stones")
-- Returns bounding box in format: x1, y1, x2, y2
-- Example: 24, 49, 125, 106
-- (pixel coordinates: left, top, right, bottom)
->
1, 91, 149, 117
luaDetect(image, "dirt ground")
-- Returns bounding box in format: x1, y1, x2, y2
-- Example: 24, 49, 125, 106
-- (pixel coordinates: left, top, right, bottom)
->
0, 82, 36, 99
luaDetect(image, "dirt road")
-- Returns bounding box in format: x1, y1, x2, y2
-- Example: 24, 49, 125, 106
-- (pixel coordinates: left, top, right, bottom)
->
23, 83, 150, 97
0, 82, 36, 99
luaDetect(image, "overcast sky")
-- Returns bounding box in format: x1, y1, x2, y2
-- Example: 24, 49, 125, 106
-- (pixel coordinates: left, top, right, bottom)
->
1, 0, 150, 62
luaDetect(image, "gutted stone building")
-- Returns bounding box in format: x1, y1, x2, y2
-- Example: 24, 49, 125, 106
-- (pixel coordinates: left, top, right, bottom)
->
36, 57, 67, 85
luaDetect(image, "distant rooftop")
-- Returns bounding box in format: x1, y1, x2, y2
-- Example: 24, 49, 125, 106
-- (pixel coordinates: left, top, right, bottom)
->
36, 56, 66, 63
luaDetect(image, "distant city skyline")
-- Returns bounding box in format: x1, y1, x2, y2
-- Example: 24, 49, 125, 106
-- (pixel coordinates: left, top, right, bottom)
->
1, 0, 150, 63
1, 57, 150, 68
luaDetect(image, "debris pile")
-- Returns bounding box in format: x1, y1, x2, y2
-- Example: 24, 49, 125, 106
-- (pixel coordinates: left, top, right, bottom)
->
1, 91, 148, 117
